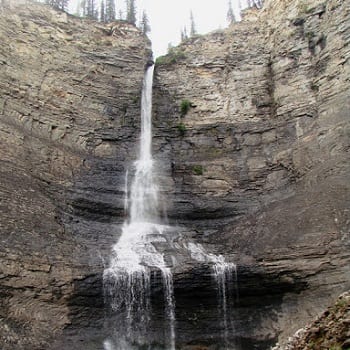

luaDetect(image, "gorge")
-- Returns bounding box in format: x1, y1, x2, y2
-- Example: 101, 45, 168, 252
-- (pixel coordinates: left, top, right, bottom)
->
0, 0, 349, 349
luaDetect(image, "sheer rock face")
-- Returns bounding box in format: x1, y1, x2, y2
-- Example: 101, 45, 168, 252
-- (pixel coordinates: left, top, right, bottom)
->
153, 0, 350, 347
0, 0, 350, 349
0, 1, 151, 348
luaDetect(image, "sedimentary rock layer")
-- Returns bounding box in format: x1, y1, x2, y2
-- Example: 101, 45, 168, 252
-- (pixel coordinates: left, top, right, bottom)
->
0, 1, 151, 348
153, 0, 350, 346
0, 0, 349, 348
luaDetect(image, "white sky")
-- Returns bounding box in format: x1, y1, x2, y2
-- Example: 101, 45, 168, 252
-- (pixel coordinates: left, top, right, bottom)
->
68, 0, 244, 58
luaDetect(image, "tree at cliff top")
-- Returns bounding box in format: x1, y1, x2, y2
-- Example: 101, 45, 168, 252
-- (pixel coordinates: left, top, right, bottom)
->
181, 26, 188, 42
105, 0, 116, 22
139, 10, 150, 35
246, 0, 264, 8
126, 0, 136, 25
79, 0, 98, 19
227, 0, 236, 24
100, 0, 105, 21
190, 10, 196, 37
87, 0, 98, 19
45, 0, 69, 11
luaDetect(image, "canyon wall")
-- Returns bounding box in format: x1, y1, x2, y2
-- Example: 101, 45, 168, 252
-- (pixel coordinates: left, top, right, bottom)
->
153, 0, 350, 346
0, 0, 349, 349
0, 1, 151, 348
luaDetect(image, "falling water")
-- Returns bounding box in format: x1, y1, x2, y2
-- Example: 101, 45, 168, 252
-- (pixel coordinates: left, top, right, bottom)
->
186, 242, 237, 348
123, 170, 128, 214
213, 261, 237, 349
103, 64, 238, 349
162, 268, 176, 350
103, 65, 176, 349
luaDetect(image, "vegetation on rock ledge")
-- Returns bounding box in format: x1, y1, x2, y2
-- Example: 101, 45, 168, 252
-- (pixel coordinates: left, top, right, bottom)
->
155, 47, 186, 66
192, 165, 204, 176
177, 122, 187, 135
180, 99, 192, 116
273, 292, 350, 350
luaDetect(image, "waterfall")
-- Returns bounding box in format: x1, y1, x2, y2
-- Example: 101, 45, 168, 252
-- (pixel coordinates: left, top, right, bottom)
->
103, 65, 176, 350
186, 242, 238, 348
213, 262, 237, 349
103, 65, 237, 349
123, 170, 128, 214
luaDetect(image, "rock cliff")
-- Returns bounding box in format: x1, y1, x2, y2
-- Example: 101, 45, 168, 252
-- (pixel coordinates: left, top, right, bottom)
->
0, 0, 349, 349
0, 1, 151, 348
273, 292, 350, 350
153, 0, 350, 347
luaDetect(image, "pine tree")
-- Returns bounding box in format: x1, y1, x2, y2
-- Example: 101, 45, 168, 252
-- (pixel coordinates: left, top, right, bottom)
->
139, 10, 150, 35
105, 0, 116, 22
180, 29, 185, 42
190, 10, 196, 37
227, 0, 236, 24
79, 0, 86, 16
126, 0, 136, 25
45, 0, 69, 11
245, 0, 264, 9
85, 0, 98, 19
253, 0, 264, 8
100, 0, 106, 22
181, 26, 188, 42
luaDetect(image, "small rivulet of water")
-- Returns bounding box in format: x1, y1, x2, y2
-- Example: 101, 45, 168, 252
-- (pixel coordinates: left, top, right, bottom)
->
213, 261, 238, 349
103, 65, 176, 350
186, 243, 238, 349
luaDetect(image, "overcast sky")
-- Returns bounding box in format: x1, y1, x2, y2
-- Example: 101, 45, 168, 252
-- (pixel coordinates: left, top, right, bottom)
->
68, 0, 244, 58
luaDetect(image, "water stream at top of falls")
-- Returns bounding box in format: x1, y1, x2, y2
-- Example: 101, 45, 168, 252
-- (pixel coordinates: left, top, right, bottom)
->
103, 65, 237, 349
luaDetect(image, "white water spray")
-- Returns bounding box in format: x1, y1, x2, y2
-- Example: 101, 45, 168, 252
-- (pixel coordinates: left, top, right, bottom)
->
104, 66, 176, 349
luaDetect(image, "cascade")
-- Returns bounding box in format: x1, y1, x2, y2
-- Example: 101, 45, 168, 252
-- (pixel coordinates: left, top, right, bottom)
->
186, 242, 238, 348
103, 65, 175, 349
213, 262, 238, 349
103, 65, 237, 349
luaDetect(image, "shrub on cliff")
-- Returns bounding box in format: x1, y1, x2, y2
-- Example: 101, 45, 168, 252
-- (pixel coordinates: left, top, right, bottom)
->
180, 99, 192, 116
176, 122, 186, 136
45, 0, 69, 11
155, 47, 186, 66
192, 165, 204, 175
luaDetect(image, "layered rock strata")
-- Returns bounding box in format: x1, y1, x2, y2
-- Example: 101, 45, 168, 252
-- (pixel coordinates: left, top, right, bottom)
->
0, 0, 349, 348
153, 0, 350, 346
0, 1, 151, 348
